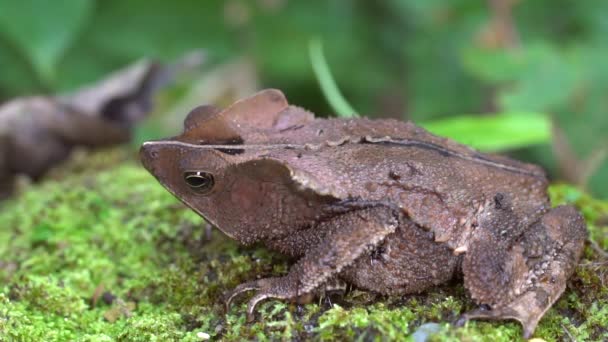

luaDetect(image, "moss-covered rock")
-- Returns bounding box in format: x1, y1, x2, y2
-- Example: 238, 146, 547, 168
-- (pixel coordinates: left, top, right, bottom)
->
0, 150, 606, 341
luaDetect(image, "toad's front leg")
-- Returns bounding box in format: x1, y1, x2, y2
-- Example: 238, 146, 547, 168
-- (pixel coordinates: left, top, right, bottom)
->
460, 205, 587, 338
225, 205, 399, 321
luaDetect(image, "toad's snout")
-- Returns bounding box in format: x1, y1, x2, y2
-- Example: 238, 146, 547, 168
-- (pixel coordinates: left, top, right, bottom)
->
139, 141, 161, 173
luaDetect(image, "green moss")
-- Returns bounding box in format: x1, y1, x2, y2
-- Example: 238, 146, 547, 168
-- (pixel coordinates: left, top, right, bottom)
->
7, 275, 88, 316
316, 304, 417, 340
115, 310, 196, 342
0, 151, 606, 341
549, 184, 608, 250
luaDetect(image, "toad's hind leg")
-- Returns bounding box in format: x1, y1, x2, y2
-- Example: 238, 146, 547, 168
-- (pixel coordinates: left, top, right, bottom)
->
460, 205, 587, 338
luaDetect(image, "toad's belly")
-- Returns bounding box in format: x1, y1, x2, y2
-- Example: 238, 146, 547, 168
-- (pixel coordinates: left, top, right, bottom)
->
340, 218, 459, 295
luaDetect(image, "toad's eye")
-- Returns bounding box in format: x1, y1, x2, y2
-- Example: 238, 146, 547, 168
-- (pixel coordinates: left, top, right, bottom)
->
184, 171, 214, 194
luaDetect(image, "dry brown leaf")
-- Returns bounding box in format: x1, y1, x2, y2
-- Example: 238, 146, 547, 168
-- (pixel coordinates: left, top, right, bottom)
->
0, 51, 205, 200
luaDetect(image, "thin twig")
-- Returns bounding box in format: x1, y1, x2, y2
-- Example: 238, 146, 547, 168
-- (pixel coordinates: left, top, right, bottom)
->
488, 0, 521, 49
588, 238, 608, 259
561, 323, 577, 342
579, 261, 608, 268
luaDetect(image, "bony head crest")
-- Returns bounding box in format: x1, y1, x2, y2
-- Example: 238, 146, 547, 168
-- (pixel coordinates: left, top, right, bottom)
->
180, 89, 289, 143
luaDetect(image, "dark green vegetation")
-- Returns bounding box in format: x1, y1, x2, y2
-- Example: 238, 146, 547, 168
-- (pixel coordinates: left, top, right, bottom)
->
0, 150, 606, 341
0, 1, 606, 198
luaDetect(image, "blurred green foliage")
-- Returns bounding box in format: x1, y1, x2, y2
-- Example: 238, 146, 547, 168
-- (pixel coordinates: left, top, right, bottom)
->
420, 112, 550, 152
0, 0, 606, 197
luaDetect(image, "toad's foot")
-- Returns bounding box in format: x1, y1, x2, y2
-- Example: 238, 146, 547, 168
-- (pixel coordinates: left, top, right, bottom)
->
225, 276, 306, 322
456, 286, 561, 339
225, 276, 346, 321
461, 205, 586, 338
224, 205, 399, 321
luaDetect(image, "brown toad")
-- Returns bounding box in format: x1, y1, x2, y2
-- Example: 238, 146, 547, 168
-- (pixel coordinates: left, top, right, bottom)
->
140, 89, 587, 338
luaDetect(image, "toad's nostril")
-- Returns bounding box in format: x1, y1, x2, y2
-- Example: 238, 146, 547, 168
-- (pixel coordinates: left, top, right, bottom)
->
139, 142, 159, 170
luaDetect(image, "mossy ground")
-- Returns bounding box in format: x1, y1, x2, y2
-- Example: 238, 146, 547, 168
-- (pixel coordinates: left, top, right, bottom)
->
0, 149, 606, 341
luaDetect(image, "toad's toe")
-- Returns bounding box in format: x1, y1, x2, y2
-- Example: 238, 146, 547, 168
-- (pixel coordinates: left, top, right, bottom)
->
246, 292, 273, 322
224, 280, 261, 311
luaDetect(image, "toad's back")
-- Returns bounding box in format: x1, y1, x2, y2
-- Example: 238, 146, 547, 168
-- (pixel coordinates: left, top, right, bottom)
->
262, 121, 550, 249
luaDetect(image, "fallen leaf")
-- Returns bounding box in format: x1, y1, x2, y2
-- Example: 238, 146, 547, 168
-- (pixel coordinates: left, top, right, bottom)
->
0, 51, 205, 200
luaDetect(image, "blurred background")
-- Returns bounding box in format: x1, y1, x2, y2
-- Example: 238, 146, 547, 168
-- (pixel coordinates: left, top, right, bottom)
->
0, 0, 606, 198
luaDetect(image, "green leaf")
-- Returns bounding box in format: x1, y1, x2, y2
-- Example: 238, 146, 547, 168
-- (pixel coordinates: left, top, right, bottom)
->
461, 48, 528, 83
498, 45, 578, 112
0, 0, 93, 87
420, 113, 551, 152
309, 38, 358, 117
56, 0, 232, 91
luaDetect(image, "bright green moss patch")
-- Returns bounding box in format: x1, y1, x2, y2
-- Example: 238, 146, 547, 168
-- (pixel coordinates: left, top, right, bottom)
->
316, 304, 418, 340
0, 151, 607, 341
550, 184, 608, 251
